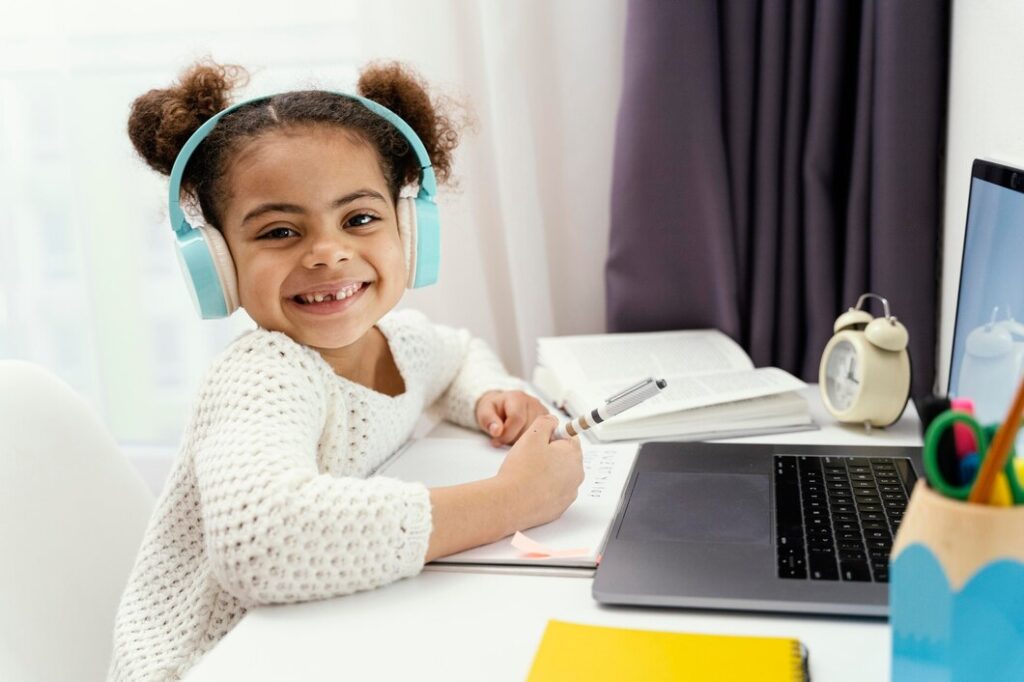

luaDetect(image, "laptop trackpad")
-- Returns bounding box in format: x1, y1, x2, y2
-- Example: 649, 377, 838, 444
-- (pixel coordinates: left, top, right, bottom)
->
617, 471, 770, 545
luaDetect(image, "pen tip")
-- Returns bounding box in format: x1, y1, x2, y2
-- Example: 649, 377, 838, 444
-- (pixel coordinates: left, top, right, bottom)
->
656, 379, 667, 389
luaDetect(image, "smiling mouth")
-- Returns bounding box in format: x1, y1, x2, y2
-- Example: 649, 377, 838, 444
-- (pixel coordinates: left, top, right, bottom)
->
291, 282, 368, 305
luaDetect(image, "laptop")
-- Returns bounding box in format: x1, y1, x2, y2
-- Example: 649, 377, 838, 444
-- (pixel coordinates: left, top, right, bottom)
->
593, 159, 1024, 617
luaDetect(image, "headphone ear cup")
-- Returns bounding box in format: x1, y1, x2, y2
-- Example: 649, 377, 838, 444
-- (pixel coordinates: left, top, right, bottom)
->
397, 197, 418, 289
409, 196, 440, 288
199, 225, 239, 314
173, 225, 237, 319
865, 317, 909, 352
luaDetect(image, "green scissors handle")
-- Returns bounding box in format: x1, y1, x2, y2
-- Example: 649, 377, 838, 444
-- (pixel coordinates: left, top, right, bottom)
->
923, 410, 1024, 503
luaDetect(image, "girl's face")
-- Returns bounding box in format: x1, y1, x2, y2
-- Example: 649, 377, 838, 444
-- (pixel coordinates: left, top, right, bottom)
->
219, 126, 406, 353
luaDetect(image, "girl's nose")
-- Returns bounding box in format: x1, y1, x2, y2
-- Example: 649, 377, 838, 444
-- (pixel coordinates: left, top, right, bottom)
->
301, 229, 352, 269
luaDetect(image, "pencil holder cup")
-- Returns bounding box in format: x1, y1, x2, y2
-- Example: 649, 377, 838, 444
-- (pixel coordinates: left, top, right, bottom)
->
890, 481, 1024, 682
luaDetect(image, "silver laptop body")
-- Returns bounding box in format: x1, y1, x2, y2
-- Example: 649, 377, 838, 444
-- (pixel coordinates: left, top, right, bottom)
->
593, 441, 921, 617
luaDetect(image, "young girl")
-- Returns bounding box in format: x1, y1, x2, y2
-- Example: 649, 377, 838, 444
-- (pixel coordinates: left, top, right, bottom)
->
109, 61, 583, 681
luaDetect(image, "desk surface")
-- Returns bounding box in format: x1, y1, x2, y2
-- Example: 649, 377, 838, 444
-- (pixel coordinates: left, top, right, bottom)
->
186, 387, 921, 681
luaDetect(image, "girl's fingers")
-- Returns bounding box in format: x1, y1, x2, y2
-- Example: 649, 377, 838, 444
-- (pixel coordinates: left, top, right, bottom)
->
476, 393, 506, 437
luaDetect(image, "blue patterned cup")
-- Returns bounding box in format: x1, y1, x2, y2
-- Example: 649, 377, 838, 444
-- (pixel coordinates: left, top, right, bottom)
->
890, 481, 1024, 681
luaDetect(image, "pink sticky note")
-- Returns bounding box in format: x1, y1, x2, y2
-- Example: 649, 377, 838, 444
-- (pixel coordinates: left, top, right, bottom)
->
511, 531, 590, 559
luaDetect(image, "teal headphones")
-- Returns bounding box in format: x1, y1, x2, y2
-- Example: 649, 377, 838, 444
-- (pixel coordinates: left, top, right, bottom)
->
168, 91, 441, 319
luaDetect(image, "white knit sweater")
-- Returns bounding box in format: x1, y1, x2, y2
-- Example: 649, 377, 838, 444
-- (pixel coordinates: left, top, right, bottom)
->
108, 309, 519, 681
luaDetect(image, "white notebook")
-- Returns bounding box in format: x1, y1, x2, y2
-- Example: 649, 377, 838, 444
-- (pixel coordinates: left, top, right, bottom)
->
375, 437, 638, 568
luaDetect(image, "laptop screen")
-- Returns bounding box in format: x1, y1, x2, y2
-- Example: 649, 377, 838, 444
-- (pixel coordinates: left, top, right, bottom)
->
948, 159, 1024, 425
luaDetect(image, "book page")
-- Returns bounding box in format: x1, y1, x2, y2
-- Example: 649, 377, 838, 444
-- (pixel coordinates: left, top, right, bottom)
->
375, 437, 638, 567
537, 329, 753, 391
568, 367, 807, 421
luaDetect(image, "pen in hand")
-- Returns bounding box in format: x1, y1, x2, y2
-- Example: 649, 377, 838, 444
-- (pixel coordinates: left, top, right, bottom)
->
553, 377, 668, 439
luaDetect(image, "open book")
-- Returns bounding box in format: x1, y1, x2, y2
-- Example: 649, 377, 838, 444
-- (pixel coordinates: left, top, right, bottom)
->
375, 437, 638, 568
532, 329, 814, 441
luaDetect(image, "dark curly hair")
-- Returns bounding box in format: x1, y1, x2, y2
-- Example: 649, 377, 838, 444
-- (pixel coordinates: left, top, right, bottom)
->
127, 60, 462, 229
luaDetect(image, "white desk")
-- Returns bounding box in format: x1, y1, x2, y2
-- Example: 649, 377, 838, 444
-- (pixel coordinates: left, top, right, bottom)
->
186, 387, 921, 681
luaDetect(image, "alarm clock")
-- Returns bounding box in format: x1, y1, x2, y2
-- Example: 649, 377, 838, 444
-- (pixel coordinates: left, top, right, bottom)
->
819, 293, 911, 428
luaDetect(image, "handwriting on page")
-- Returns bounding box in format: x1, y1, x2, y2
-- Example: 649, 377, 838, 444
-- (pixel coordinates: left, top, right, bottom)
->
583, 446, 619, 500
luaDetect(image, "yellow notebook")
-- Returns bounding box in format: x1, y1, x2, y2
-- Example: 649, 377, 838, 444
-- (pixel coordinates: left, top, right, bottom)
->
526, 620, 808, 682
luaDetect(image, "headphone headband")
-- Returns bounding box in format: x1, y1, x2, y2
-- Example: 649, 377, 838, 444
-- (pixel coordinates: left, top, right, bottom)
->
167, 90, 438, 235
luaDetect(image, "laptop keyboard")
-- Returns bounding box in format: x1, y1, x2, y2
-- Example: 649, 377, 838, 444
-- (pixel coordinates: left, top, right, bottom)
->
774, 455, 914, 583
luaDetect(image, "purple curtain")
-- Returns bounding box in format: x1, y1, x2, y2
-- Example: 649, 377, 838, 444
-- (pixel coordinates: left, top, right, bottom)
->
606, 0, 949, 397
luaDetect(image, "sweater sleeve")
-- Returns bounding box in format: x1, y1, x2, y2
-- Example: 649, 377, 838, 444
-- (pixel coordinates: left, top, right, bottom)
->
428, 321, 523, 429
191, 333, 432, 607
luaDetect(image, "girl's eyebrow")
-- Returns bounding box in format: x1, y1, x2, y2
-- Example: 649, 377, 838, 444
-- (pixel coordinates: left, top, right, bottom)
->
241, 189, 388, 225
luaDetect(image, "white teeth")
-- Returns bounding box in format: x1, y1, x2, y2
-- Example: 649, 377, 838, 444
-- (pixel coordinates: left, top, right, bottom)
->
297, 284, 363, 304
335, 284, 362, 300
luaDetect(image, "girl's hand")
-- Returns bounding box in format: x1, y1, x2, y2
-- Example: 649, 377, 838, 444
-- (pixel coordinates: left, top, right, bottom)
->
475, 390, 551, 446
496, 415, 584, 529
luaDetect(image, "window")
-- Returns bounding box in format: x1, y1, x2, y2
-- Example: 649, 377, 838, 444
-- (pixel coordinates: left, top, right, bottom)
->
0, 3, 363, 446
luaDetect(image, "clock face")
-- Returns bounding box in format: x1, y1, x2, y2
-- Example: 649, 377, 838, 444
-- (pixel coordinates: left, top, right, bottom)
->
824, 339, 861, 412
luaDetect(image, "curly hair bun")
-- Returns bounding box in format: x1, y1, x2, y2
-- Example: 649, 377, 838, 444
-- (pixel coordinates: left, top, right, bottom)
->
357, 61, 460, 185
127, 62, 247, 176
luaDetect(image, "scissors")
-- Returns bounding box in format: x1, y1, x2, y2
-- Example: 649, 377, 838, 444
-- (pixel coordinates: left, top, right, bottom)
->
923, 410, 1024, 504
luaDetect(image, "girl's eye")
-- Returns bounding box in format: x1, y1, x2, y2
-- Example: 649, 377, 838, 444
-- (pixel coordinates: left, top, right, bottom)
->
346, 213, 378, 229
259, 226, 297, 240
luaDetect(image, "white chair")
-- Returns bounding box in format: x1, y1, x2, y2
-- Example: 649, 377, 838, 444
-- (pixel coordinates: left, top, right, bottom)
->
0, 361, 154, 681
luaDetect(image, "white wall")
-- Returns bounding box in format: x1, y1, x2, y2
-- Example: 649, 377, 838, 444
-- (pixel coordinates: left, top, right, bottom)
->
939, 0, 1024, 390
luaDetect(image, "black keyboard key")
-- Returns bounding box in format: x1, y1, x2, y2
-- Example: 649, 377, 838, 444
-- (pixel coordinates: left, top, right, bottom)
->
807, 517, 830, 532
811, 532, 835, 548
841, 560, 872, 581
803, 498, 827, 511
854, 487, 881, 497
809, 553, 839, 580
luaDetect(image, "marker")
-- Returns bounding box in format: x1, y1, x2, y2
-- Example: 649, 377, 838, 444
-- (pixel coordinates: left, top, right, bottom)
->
553, 377, 668, 439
